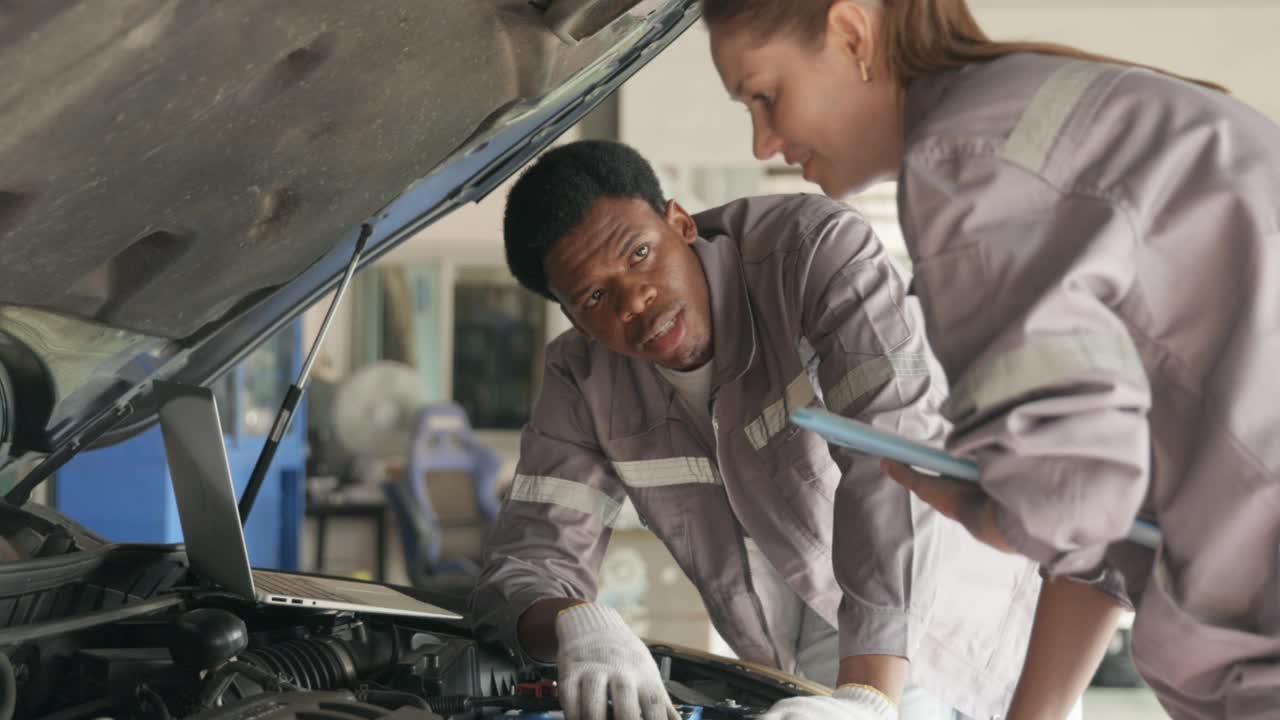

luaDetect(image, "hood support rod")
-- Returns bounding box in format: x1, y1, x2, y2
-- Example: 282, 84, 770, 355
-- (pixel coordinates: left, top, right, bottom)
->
237, 223, 372, 525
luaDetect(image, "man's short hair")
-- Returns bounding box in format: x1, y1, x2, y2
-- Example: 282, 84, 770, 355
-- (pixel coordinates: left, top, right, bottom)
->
503, 140, 665, 300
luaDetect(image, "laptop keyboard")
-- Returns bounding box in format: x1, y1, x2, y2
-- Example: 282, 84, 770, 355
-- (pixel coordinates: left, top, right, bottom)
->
253, 572, 351, 603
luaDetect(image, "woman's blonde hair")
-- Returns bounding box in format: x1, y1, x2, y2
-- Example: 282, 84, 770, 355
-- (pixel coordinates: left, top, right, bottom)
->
702, 0, 1226, 92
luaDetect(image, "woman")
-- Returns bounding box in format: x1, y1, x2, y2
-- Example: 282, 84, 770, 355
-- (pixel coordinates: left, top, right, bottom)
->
703, 1, 1280, 719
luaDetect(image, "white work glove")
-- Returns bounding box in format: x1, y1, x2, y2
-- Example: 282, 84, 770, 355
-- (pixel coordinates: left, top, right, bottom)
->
758, 684, 897, 720
555, 602, 681, 720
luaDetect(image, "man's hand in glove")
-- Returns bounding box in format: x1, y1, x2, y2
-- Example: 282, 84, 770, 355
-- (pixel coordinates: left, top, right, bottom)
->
555, 602, 682, 720
759, 684, 896, 720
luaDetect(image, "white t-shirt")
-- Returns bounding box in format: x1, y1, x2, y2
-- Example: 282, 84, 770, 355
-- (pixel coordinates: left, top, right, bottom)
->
656, 360, 715, 448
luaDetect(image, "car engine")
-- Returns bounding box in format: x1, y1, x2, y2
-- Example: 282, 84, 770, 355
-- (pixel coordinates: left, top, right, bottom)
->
8, 602, 793, 719
0, 511, 809, 720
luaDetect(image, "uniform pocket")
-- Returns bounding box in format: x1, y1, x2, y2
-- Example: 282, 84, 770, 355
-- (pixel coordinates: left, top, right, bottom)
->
765, 430, 839, 558
770, 428, 838, 502
827, 259, 913, 355
909, 243, 988, 364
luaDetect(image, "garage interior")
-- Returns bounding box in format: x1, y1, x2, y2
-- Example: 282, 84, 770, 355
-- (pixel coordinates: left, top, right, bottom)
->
4, 2, 1276, 719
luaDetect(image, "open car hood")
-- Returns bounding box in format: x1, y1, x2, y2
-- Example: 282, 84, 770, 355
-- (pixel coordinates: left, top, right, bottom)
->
0, 0, 698, 486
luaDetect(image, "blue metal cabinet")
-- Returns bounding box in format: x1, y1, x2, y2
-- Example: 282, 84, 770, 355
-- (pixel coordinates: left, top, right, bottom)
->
56, 322, 306, 570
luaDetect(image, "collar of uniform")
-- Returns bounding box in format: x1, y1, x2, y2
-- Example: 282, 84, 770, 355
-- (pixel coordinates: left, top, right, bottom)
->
902, 68, 962, 148
692, 233, 757, 391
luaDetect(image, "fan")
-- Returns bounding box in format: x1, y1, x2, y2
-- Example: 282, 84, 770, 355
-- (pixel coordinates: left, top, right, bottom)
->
332, 362, 499, 580
332, 361, 431, 460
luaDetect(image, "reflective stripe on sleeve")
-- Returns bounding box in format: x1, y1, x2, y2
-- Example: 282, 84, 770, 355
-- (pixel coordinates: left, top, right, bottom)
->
509, 474, 623, 527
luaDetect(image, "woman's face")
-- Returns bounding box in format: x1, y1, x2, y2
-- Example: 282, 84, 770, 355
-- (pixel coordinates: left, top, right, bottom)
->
708, 2, 905, 197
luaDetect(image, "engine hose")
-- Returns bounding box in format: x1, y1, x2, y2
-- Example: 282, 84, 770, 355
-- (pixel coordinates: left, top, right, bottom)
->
424, 695, 471, 715
0, 653, 14, 720
242, 638, 356, 690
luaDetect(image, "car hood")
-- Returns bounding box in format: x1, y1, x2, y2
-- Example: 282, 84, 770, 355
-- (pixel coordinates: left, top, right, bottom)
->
0, 0, 698, 484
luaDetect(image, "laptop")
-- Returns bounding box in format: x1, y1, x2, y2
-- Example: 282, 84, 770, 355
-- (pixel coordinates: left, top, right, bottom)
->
156, 380, 462, 620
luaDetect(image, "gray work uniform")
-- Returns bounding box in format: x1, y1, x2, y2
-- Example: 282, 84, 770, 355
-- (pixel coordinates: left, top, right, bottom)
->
472, 194, 1039, 719
900, 53, 1280, 718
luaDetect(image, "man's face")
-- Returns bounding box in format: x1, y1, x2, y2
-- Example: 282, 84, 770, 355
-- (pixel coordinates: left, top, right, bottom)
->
544, 196, 713, 371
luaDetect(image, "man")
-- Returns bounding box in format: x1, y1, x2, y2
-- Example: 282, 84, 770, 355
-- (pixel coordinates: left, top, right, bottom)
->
471, 140, 1039, 720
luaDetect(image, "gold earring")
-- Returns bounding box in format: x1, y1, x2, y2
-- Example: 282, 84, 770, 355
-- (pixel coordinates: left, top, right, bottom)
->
859, 59, 870, 83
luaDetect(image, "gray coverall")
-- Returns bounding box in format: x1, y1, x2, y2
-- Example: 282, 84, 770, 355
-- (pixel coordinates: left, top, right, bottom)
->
900, 52, 1280, 718
473, 194, 1040, 719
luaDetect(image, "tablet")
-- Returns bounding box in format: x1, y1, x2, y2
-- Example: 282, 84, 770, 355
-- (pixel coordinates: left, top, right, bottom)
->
791, 406, 980, 481
790, 406, 1162, 549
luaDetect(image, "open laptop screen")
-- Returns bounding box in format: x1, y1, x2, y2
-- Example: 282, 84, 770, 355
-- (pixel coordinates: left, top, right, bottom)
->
156, 380, 258, 598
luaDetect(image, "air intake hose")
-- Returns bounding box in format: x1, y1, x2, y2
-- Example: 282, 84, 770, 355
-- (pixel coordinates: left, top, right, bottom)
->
241, 629, 396, 690
242, 638, 356, 690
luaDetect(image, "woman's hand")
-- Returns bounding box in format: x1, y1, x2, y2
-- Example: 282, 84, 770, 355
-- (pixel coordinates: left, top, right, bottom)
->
880, 459, 1013, 554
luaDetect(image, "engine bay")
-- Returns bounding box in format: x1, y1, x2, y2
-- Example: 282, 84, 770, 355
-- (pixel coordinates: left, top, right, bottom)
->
0, 518, 811, 720
8, 600, 795, 719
